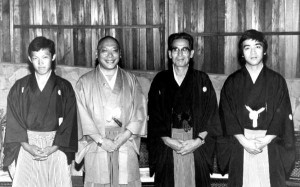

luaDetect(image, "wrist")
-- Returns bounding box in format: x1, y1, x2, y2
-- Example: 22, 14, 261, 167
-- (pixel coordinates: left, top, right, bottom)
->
97, 138, 104, 147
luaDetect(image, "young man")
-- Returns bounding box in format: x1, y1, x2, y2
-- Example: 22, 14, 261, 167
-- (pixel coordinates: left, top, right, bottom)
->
219, 29, 295, 187
147, 32, 222, 187
3, 36, 78, 187
75, 36, 147, 186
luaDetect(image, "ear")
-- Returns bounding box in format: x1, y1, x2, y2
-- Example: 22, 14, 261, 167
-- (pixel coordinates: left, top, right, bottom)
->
52, 54, 56, 61
168, 50, 172, 59
190, 50, 195, 58
28, 56, 32, 63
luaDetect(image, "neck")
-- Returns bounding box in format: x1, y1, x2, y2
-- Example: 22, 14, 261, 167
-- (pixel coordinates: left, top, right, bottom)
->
173, 65, 189, 77
35, 70, 52, 81
99, 66, 118, 80
245, 62, 263, 73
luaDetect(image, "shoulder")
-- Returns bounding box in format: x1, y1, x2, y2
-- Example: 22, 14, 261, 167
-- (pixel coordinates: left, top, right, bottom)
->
56, 75, 73, 89
119, 68, 137, 80
222, 68, 244, 88
78, 69, 97, 83
265, 67, 285, 82
191, 69, 210, 80
10, 74, 31, 90
152, 70, 169, 84
264, 67, 288, 89
75, 69, 97, 90
54, 75, 75, 97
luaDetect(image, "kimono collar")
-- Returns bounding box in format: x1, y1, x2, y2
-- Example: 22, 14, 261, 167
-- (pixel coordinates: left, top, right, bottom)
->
29, 71, 57, 93
99, 66, 119, 90
169, 65, 193, 87
35, 70, 52, 91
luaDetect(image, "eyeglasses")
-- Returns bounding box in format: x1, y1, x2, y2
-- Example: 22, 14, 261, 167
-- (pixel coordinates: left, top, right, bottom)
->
171, 47, 191, 55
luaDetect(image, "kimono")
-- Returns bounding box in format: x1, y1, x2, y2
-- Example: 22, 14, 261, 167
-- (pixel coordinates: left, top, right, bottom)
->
75, 66, 147, 186
219, 66, 295, 187
147, 66, 222, 187
3, 72, 78, 186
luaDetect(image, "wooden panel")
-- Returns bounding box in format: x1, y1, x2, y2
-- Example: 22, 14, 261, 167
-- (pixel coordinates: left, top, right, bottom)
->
2, 0, 11, 62
146, 0, 154, 70
121, 0, 133, 69
4, 0, 300, 78
153, 0, 162, 70
0, 0, 2, 62
192, 0, 205, 71
284, 0, 299, 78
137, 0, 146, 70
18, 0, 29, 63
224, 0, 239, 75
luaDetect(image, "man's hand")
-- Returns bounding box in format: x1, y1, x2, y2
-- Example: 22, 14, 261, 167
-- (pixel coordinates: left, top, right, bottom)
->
42, 145, 59, 158
101, 138, 118, 152
243, 139, 262, 154
21, 142, 48, 161
114, 130, 132, 150
255, 135, 276, 150
234, 134, 262, 154
177, 138, 203, 155
161, 137, 183, 152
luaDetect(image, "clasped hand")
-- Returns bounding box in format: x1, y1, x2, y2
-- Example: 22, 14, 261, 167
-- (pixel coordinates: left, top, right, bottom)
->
163, 137, 204, 156
21, 142, 59, 161
243, 137, 270, 155
100, 130, 132, 152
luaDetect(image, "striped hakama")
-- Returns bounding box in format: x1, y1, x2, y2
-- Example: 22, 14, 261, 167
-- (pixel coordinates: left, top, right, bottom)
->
172, 128, 195, 187
243, 129, 270, 187
12, 131, 72, 187
84, 127, 141, 187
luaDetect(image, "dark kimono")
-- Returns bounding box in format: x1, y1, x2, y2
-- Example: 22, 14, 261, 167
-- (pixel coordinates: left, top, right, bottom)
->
3, 72, 78, 168
147, 66, 222, 187
219, 66, 295, 187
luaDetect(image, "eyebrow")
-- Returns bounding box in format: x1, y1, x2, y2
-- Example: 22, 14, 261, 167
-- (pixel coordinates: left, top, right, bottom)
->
243, 43, 263, 47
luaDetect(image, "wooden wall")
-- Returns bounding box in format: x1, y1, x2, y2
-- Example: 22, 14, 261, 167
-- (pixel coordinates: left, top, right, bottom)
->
0, 0, 300, 78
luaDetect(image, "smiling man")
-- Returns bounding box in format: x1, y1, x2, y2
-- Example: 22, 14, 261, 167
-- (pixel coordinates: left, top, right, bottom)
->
147, 32, 222, 187
75, 36, 147, 187
3, 36, 78, 187
219, 29, 295, 187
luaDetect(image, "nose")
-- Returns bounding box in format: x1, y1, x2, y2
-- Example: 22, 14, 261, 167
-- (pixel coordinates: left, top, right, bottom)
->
37, 58, 43, 65
107, 51, 114, 58
177, 49, 184, 56
250, 48, 256, 55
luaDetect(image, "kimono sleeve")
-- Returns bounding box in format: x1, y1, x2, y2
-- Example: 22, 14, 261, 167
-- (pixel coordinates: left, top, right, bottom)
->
53, 81, 78, 153
267, 79, 294, 138
198, 75, 221, 136
267, 78, 295, 174
147, 75, 170, 138
3, 82, 28, 167
75, 78, 99, 140
125, 76, 147, 136
219, 79, 243, 135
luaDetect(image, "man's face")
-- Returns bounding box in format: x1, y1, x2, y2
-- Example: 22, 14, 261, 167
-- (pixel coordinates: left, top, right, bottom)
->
242, 39, 264, 67
168, 39, 194, 68
97, 38, 120, 70
28, 49, 55, 76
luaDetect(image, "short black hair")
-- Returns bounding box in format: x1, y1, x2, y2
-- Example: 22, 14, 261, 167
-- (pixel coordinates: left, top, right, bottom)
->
168, 32, 194, 51
28, 36, 55, 57
238, 29, 268, 66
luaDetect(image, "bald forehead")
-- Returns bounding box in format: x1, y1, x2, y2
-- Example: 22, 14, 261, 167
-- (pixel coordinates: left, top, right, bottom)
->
98, 38, 120, 50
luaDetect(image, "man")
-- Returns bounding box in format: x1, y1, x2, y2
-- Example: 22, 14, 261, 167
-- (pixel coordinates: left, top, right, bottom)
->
147, 32, 222, 187
3, 36, 78, 187
75, 36, 147, 186
219, 29, 295, 187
